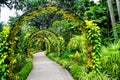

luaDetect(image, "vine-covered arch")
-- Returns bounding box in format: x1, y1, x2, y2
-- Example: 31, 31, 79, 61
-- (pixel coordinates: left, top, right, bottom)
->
29, 29, 60, 55
7, 5, 84, 77
27, 35, 51, 56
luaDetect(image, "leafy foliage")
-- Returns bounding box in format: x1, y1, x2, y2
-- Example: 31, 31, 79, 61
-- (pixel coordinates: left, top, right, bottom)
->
59, 36, 66, 54
13, 61, 33, 80
28, 29, 60, 56
15, 23, 38, 55
84, 3, 108, 26
0, 22, 4, 31
48, 52, 111, 80
115, 22, 120, 38
8, 15, 20, 27
2, 1, 120, 79
100, 41, 120, 79
67, 35, 84, 53
85, 20, 101, 73
8, 23, 38, 78
0, 26, 10, 80
50, 20, 80, 43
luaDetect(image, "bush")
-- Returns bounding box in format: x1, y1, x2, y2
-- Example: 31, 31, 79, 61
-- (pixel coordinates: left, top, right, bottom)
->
69, 64, 82, 80
47, 52, 112, 80
67, 35, 84, 53
69, 51, 86, 65
13, 53, 27, 74
0, 26, 10, 79
13, 61, 33, 80
100, 41, 120, 79
61, 51, 71, 59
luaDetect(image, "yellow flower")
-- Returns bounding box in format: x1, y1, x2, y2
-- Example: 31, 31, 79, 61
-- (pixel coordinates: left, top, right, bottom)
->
11, 59, 17, 64
75, 51, 80, 57
47, 6, 57, 12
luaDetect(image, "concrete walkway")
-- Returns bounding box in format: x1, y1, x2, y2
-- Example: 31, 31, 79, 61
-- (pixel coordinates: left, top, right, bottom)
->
27, 52, 74, 80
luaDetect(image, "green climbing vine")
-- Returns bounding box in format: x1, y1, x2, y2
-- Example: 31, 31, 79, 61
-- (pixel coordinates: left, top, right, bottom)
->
85, 20, 101, 73
44, 37, 51, 54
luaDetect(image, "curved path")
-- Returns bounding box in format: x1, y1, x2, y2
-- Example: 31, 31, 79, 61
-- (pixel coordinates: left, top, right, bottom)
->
27, 52, 74, 80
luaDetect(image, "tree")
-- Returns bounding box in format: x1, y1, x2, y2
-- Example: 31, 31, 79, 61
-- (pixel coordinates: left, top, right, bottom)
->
116, 0, 120, 21
107, 0, 118, 42
8, 15, 20, 27
49, 20, 79, 44
0, 5, 1, 18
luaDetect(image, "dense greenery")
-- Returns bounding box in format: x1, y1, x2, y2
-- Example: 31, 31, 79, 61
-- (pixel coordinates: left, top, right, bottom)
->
1, 0, 120, 80
0, 26, 10, 80
13, 61, 33, 80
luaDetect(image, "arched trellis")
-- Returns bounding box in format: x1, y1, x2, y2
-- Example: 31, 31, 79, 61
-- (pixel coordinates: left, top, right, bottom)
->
27, 36, 51, 57
27, 30, 57, 56
29, 29, 60, 55
7, 5, 84, 78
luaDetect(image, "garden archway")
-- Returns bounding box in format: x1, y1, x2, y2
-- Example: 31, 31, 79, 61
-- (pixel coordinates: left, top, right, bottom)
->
27, 36, 51, 56
29, 29, 60, 55
7, 5, 84, 78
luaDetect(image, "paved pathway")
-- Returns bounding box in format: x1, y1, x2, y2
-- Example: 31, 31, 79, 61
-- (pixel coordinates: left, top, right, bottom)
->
27, 52, 74, 80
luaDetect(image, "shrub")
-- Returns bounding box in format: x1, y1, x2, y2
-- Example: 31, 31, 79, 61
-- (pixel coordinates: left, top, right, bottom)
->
13, 53, 27, 74
67, 35, 84, 53
61, 51, 71, 59
115, 22, 120, 38
69, 51, 86, 65
70, 64, 82, 80
13, 61, 33, 80
0, 26, 10, 79
100, 41, 120, 79
47, 52, 112, 80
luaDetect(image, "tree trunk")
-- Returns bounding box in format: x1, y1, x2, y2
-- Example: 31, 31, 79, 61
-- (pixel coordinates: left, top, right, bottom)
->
107, 0, 118, 42
0, 5, 1, 21
116, 0, 120, 21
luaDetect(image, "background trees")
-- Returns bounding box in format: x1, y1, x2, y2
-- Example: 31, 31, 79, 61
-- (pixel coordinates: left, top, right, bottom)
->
107, 0, 118, 42
116, 0, 120, 21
